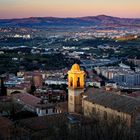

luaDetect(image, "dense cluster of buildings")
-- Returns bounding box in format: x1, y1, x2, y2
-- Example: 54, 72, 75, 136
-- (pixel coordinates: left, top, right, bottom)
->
0, 70, 67, 118
0, 23, 140, 139
67, 29, 139, 40
0, 63, 140, 139
0, 27, 33, 39
128, 58, 140, 67
95, 64, 140, 89
67, 64, 140, 135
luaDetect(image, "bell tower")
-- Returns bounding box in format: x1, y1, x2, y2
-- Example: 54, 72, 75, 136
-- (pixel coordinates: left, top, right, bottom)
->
68, 63, 85, 113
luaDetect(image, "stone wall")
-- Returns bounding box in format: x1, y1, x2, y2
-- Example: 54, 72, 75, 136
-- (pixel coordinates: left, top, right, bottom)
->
82, 99, 132, 127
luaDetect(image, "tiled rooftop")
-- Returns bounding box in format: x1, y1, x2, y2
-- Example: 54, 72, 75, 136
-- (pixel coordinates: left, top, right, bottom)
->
84, 88, 140, 114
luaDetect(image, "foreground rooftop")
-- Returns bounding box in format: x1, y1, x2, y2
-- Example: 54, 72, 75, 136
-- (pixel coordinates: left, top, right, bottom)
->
84, 88, 140, 114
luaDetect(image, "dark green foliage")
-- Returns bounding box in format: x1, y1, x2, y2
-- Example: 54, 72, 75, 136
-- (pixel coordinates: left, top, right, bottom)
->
0, 53, 79, 74
8, 116, 138, 140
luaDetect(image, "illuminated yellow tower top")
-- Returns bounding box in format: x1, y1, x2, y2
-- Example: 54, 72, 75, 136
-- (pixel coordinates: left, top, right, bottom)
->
68, 63, 85, 89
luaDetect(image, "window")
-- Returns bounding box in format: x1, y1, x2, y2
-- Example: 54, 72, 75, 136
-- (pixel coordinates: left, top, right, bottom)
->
46, 109, 48, 114
53, 108, 55, 113
77, 77, 80, 87
70, 77, 73, 87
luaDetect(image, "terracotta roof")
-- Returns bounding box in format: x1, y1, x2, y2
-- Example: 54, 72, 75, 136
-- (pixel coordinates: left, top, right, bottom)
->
0, 117, 29, 139
0, 117, 12, 128
7, 86, 25, 90
18, 114, 68, 131
12, 93, 56, 109
0, 117, 13, 139
36, 103, 55, 109
18, 113, 89, 132
12, 93, 41, 107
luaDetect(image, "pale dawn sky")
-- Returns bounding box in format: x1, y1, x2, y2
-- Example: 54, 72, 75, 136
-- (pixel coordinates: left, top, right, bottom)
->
0, 0, 139, 19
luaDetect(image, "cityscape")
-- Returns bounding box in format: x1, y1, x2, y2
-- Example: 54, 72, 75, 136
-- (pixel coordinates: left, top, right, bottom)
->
0, 0, 140, 140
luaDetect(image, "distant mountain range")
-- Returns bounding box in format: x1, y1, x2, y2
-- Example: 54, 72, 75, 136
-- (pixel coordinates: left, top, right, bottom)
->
0, 15, 140, 28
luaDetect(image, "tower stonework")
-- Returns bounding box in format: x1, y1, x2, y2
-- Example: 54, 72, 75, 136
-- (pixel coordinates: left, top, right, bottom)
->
68, 64, 85, 113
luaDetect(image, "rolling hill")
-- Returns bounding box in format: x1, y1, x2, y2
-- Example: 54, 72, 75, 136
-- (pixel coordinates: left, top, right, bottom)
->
0, 15, 140, 28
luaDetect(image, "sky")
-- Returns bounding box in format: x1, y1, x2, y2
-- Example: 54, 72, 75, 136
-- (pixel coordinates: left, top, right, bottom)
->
0, 0, 140, 19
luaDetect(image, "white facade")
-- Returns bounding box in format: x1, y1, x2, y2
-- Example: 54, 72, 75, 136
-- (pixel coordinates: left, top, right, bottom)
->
95, 66, 140, 87
36, 108, 57, 116
113, 73, 140, 86
45, 79, 67, 85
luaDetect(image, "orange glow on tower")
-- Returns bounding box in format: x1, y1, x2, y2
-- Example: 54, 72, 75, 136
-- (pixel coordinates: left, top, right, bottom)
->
68, 63, 85, 89
68, 64, 85, 113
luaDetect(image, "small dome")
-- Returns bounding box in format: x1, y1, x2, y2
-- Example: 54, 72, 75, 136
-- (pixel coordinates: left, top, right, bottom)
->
71, 63, 81, 71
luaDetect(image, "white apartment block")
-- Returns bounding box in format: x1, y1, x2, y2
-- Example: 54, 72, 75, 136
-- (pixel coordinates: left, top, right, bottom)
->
95, 66, 140, 86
